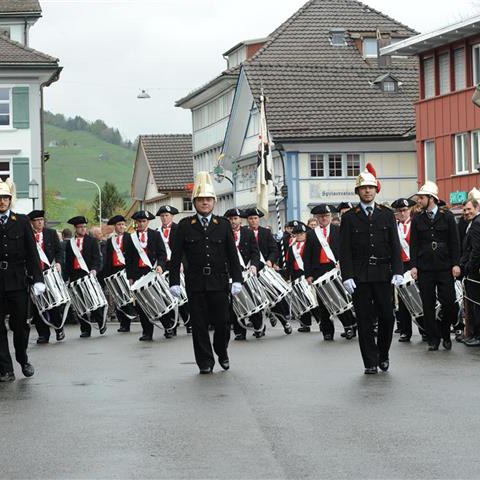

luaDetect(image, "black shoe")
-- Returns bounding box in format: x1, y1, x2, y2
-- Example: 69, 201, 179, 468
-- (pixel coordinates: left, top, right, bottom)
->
421, 333, 428, 342
99, 325, 107, 335
117, 327, 130, 333
80, 332, 91, 338
164, 331, 173, 339
139, 335, 153, 341
0, 371, 15, 382
36, 336, 49, 344
340, 331, 346, 338
186, 325, 192, 334
464, 337, 480, 347
364, 367, 378, 375
323, 334, 334, 341
199, 367, 213, 374
394, 327, 401, 334
379, 360, 389, 372
454, 330, 464, 342
344, 328, 355, 340
56, 329, 65, 342
298, 326, 311, 333
219, 358, 230, 370
253, 331, 263, 338
21, 363, 34, 378
234, 333, 246, 341
398, 334, 411, 343
428, 343, 439, 351
284, 322, 292, 335
270, 316, 278, 327
442, 338, 452, 350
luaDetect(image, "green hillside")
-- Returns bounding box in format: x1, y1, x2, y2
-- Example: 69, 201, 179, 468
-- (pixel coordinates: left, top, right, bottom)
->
44, 124, 135, 227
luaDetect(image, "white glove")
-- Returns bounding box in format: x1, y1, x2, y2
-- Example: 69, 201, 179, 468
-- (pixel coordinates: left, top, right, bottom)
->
275, 232, 284, 242
249, 265, 258, 275
32, 282, 46, 296
231, 282, 242, 296
391, 274, 404, 286
343, 278, 356, 295
170, 285, 182, 298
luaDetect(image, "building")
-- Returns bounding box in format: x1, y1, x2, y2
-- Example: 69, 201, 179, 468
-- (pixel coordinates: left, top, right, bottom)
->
0, 0, 61, 212
131, 134, 194, 228
381, 15, 480, 206
220, 0, 419, 225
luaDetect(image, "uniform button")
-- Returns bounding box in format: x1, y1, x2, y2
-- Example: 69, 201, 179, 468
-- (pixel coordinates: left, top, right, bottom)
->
207, 254, 210, 257
205, 237, 209, 240
371, 244, 374, 247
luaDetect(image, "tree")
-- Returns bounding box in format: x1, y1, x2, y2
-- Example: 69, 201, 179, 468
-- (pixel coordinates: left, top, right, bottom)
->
92, 181, 126, 222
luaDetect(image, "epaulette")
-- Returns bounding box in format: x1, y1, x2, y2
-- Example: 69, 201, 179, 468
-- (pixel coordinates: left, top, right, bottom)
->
191, 217, 197, 224
11, 214, 17, 221
355, 207, 361, 213
213, 217, 219, 224
377, 204, 383, 209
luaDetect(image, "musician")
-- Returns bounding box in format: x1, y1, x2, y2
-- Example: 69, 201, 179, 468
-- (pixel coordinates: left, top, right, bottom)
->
303, 204, 356, 340
65, 216, 107, 338
339, 165, 403, 374
224, 208, 261, 341
0, 178, 44, 382
124, 210, 168, 341
169, 172, 242, 374
245, 208, 292, 336
28, 210, 65, 344
103, 215, 137, 332
410, 181, 461, 351
337, 202, 354, 220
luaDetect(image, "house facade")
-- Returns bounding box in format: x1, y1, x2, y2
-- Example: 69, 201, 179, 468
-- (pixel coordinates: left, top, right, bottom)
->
0, 0, 61, 213
381, 15, 480, 207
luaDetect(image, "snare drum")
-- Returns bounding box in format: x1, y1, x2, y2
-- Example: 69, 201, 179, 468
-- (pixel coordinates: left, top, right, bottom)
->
258, 267, 291, 307
232, 271, 269, 321
290, 276, 318, 318
163, 271, 188, 307
68, 273, 107, 317
32, 267, 70, 314
396, 271, 424, 320
104, 270, 133, 308
312, 268, 353, 319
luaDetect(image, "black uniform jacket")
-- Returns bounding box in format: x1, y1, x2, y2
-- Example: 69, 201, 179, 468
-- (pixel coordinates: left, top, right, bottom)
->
65, 234, 102, 282
38, 227, 62, 267
464, 215, 480, 278
410, 208, 460, 272
303, 224, 339, 280
236, 226, 260, 270
103, 232, 131, 278
169, 215, 242, 292
339, 204, 403, 283
0, 212, 43, 291
252, 226, 278, 267
286, 242, 306, 281
124, 229, 167, 282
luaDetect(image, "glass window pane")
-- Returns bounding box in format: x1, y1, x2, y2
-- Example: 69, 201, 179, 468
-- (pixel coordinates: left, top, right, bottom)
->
0, 103, 9, 114
328, 154, 342, 177
473, 46, 480, 85
0, 115, 9, 126
363, 38, 378, 58
424, 140, 436, 181
0, 162, 9, 170
0, 88, 9, 101
310, 154, 324, 177
346, 154, 360, 177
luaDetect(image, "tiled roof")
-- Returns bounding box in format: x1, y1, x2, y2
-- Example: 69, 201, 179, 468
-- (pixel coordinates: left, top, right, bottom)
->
0, 0, 41, 14
140, 134, 193, 191
0, 35, 58, 65
244, 62, 418, 139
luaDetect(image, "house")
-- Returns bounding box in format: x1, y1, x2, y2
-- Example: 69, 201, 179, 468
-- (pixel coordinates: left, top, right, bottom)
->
381, 14, 480, 207
131, 134, 194, 228
0, 0, 61, 212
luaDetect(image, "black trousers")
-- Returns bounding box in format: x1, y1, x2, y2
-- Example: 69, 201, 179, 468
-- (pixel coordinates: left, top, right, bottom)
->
352, 282, 395, 368
0, 289, 30, 373
418, 270, 457, 345
230, 306, 263, 336
115, 304, 137, 330
188, 290, 230, 369
464, 277, 480, 336
78, 308, 105, 334
311, 297, 356, 336
33, 304, 63, 339
135, 304, 173, 337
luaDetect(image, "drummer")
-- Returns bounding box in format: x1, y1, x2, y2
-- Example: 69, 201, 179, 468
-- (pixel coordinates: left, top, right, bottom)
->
224, 208, 261, 341
28, 210, 65, 344
124, 210, 168, 342
104, 215, 137, 333
156, 205, 191, 334
303, 204, 356, 340
65, 216, 107, 338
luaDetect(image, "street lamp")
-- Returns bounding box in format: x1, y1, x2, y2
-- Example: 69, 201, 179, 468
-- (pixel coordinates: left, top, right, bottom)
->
76, 177, 102, 225
29, 179, 39, 209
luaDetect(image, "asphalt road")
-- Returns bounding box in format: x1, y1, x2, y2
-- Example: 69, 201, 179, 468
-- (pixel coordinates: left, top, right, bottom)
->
1, 322, 480, 480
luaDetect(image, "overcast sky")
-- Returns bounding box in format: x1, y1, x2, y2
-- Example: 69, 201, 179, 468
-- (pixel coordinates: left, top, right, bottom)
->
31, 0, 480, 141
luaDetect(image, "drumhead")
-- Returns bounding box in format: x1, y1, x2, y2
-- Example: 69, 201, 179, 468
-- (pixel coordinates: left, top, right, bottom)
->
131, 271, 157, 292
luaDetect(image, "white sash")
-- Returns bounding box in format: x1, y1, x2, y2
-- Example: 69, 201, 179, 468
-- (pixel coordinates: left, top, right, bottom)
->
234, 230, 247, 269
292, 241, 305, 271
314, 226, 336, 263
35, 240, 52, 267
397, 221, 411, 260
159, 228, 172, 261
70, 238, 89, 273
111, 235, 126, 265
131, 231, 153, 269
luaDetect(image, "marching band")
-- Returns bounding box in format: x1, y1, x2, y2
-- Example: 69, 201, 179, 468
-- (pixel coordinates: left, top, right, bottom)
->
1, 162, 480, 380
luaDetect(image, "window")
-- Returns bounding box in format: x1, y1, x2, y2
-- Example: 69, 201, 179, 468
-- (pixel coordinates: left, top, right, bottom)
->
310, 154, 324, 177
473, 44, 480, 85
183, 197, 193, 212
0, 88, 10, 126
423, 57, 435, 98
424, 140, 436, 182
246, 107, 259, 137
438, 53, 450, 95
455, 133, 468, 174
472, 131, 480, 171
454, 48, 466, 90
0, 160, 11, 181
382, 80, 397, 92
310, 153, 361, 177
363, 38, 378, 58
346, 154, 361, 177
192, 91, 233, 131
330, 29, 346, 46
328, 154, 343, 177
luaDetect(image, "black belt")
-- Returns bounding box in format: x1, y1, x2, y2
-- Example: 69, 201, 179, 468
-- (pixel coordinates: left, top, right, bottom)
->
0, 260, 24, 270
367, 256, 390, 266
430, 241, 447, 251
190, 266, 226, 276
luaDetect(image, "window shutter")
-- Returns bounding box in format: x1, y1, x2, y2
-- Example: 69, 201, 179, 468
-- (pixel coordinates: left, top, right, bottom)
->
424, 58, 435, 98
12, 157, 29, 198
439, 53, 450, 95
12, 86, 29, 129
454, 49, 466, 90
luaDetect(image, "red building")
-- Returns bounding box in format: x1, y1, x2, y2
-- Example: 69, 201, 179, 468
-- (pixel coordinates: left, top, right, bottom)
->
381, 16, 480, 206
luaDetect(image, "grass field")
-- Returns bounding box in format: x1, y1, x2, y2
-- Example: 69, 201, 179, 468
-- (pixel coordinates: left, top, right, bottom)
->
44, 124, 135, 227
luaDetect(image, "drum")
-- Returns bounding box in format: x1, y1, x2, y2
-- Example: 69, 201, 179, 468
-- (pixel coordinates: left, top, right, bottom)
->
290, 276, 318, 318
163, 271, 188, 307
396, 271, 424, 320
258, 266, 292, 307
232, 271, 269, 321
104, 270, 133, 308
131, 271, 178, 328
312, 268, 353, 319
68, 273, 108, 317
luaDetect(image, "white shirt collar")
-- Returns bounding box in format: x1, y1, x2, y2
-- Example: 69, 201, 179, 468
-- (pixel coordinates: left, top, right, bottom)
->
197, 213, 213, 223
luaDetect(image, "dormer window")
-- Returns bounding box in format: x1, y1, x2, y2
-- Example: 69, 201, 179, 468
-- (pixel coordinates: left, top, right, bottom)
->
383, 80, 396, 92
330, 29, 346, 46
363, 38, 378, 58
372, 74, 400, 93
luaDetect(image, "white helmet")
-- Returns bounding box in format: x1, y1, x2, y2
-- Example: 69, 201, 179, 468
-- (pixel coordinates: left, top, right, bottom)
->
468, 187, 480, 202
191, 171, 217, 201
416, 181, 439, 200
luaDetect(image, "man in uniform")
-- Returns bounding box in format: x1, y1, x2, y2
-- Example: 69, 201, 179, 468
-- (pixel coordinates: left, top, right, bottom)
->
0, 178, 44, 382
169, 172, 242, 373
410, 181, 461, 351
65, 216, 107, 338
103, 215, 137, 332
28, 210, 65, 344
124, 210, 168, 341
339, 165, 403, 374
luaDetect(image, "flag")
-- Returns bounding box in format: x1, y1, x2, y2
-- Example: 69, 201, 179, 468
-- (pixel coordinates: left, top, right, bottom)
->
256, 93, 274, 216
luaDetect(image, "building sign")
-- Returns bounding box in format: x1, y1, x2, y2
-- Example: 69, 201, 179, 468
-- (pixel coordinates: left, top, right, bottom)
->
450, 191, 468, 205
309, 181, 357, 203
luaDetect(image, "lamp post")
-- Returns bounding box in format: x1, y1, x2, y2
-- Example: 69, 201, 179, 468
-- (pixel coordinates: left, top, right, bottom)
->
28, 179, 39, 209
76, 177, 102, 225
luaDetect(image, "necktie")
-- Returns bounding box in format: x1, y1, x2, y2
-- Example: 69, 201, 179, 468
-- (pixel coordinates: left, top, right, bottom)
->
141, 232, 146, 243
323, 227, 327, 237
0, 215, 7, 225
234, 230, 239, 242
77, 238, 81, 249
428, 211, 434, 220
35, 232, 40, 242
366, 206, 373, 219
163, 227, 169, 239
201, 217, 209, 230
